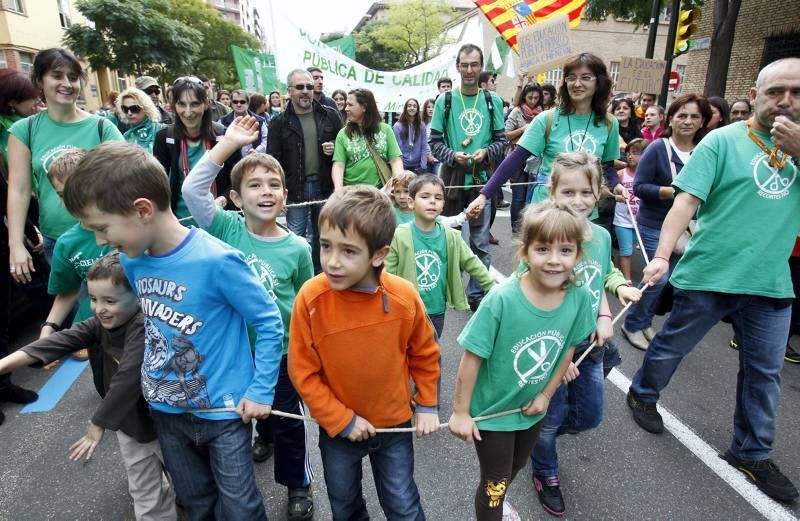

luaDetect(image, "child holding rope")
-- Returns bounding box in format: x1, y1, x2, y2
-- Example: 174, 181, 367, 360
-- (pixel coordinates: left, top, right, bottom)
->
449, 201, 597, 521
530, 152, 642, 516
613, 139, 647, 281
289, 185, 440, 521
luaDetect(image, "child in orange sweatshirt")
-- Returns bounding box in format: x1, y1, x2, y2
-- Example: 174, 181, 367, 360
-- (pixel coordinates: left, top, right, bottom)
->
289, 185, 441, 521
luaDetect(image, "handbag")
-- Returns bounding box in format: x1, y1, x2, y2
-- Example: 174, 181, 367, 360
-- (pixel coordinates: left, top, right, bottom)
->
662, 138, 694, 255
364, 136, 393, 187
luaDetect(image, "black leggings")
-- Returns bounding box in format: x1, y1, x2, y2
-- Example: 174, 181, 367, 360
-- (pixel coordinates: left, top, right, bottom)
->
473, 422, 543, 521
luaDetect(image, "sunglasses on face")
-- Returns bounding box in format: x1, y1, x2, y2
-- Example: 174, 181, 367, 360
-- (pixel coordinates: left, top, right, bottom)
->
121, 105, 142, 114
231, 100, 248, 105
291, 84, 314, 91
173, 76, 203, 87
144, 88, 160, 96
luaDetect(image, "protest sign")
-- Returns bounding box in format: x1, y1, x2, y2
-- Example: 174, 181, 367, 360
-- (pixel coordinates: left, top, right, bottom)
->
231, 45, 280, 94
517, 14, 574, 75
616, 56, 668, 94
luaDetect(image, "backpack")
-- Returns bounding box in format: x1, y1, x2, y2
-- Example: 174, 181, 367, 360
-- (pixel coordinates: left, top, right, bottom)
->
442, 89, 496, 146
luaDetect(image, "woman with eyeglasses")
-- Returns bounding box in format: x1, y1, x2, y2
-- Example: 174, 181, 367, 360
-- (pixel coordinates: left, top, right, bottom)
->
7, 48, 123, 281
153, 76, 240, 225
116, 87, 164, 154
331, 88, 403, 189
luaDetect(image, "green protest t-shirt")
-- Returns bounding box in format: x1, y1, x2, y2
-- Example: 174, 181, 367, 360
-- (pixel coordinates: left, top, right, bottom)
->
333, 122, 401, 187
458, 275, 595, 431
518, 109, 619, 204
670, 122, 800, 298
573, 222, 612, 316
411, 222, 448, 315
9, 112, 123, 239
207, 208, 313, 353
48, 223, 113, 322
430, 88, 505, 186
394, 207, 415, 226
175, 142, 207, 225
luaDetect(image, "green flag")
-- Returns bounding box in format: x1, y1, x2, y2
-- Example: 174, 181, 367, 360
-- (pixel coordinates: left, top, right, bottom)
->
230, 45, 280, 94
326, 35, 356, 59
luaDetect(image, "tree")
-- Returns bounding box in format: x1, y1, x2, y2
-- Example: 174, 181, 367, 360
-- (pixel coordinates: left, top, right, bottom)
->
63, 0, 198, 77
355, 0, 457, 70
167, 0, 261, 89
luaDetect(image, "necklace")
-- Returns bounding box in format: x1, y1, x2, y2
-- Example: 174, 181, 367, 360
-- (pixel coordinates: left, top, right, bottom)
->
747, 118, 788, 170
458, 88, 481, 148
566, 114, 592, 152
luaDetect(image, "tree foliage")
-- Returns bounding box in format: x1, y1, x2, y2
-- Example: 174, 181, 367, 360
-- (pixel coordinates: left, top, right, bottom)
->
355, 0, 457, 70
63, 0, 198, 77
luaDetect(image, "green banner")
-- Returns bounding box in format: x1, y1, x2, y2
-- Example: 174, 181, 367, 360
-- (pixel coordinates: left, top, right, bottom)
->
326, 35, 356, 59
230, 45, 280, 94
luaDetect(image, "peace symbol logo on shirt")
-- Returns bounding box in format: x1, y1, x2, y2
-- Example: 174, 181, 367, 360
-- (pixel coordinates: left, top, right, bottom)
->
245, 253, 277, 300
415, 250, 442, 291
459, 109, 484, 137
562, 131, 599, 155
512, 333, 564, 386
753, 153, 797, 200
573, 261, 601, 313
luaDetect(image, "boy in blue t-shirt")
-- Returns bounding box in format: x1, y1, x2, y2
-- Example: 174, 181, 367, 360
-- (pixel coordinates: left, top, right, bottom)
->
62, 141, 283, 521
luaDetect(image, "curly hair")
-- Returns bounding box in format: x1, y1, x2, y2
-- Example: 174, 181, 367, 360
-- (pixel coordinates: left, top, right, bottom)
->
116, 87, 161, 124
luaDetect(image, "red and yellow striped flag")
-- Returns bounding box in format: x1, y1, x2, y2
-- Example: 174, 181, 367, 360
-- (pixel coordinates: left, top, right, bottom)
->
474, 0, 587, 51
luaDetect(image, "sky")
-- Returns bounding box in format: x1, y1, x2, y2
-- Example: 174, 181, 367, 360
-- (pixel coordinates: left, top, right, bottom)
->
259, 0, 375, 46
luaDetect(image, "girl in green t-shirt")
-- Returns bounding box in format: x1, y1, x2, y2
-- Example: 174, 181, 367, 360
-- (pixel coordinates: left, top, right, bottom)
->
449, 201, 596, 521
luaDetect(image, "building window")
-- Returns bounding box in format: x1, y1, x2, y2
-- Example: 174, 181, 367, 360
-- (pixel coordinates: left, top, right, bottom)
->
761, 31, 800, 69
0, 51, 7, 69
117, 76, 127, 92
609, 61, 620, 86
18, 51, 34, 73
545, 68, 562, 86
5, 0, 24, 13
57, 0, 71, 28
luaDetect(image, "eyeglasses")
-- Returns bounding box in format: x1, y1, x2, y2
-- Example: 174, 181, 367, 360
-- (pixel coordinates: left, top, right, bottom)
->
121, 105, 142, 114
290, 84, 314, 91
173, 76, 203, 87
231, 100, 248, 105
565, 74, 597, 84
144, 87, 160, 95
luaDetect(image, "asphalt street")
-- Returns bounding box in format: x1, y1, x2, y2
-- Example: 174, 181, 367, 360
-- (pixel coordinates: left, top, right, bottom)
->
2, 207, 799, 521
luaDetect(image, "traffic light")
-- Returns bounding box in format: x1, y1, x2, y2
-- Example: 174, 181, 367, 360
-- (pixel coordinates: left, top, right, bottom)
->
674, 8, 701, 56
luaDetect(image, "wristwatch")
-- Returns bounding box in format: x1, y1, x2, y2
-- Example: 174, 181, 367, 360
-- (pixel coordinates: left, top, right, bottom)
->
41, 321, 61, 331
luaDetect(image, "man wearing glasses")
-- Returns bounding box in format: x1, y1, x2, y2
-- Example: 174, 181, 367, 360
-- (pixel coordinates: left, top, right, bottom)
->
134, 76, 173, 125
267, 69, 342, 275
306, 67, 341, 116
219, 89, 268, 155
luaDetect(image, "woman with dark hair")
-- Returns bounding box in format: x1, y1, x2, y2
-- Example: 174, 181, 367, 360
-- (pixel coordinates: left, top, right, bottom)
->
468, 53, 623, 216
7, 48, 123, 278
612, 97, 643, 145
621, 93, 712, 350
268, 90, 283, 118
392, 98, 428, 173
729, 98, 751, 122
331, 89, 347, 121
331, 88, 403, 188
0, 69, 39, 166
504, 82, 543, 232
153, 76, 240, 224
541, 83, 557, 109
421, 98, 437, 172
216, 89, 231, 111
707, 96, 730, 130
249, 93, 268, 119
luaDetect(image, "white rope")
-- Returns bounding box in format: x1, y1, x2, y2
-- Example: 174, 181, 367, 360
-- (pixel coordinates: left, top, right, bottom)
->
626, 198, 650, 265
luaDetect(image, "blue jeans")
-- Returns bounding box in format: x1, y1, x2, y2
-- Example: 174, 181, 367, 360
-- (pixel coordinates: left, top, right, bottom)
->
530, 345, 605, 478
286, 180, 322, 273
624, 223, 675, 332
150, 411, 268, 521
319, 424, 424, 521
630, 289, 790, 461
461, 202, 491, 301
43, 236, 56, 265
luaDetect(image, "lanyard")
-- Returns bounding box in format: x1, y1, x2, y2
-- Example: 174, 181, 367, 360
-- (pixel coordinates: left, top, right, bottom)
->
180, 138, 214, 193
458, 89, 482, 148
746, 118, 788, 170
566, 114, 593, 152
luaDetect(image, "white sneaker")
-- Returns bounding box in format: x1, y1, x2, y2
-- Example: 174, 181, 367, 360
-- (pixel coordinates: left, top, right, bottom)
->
622, 327, 649, 351
502, 500, 522, 521
642, 327, 657, 342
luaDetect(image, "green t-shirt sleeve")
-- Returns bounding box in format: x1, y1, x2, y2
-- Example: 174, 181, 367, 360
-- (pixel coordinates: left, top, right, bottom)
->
490, 92, 504, 132
333, 128, 348, 163
430, 95, 446, 134
457, 292, 500, 359
8, 115, 31, 147
47, 240, 81, 295
206, 207, 236, 239
516, 110, 549, 156
602, 117, 621, 162
566, 287, 597, 347
100, 118, 124, 142
673, 132, 719, 203
294, 242, 314, 293
383, 123, 401, 160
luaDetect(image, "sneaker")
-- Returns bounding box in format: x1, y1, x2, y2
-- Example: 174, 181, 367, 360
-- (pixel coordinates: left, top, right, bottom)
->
0, 383, 38, 404
730, 338, 739, 350
785, 345, 800, 364
533, 475, 565, 516
287, 486, 314, 520
622, 327, 649, 351
722, 450, 799, 501
489, 233, 500, 245
642, 327, 657, 342
497, 200, 511, 209
502, 499, 522, 521
468, 297, 483, 312
626, 391, 663, 434
252, 436, 273, 463
71, 349, 89, 361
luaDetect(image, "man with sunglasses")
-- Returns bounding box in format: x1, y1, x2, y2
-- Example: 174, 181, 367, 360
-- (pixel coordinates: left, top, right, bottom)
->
267, 69, 342, 275
134, 76, 173, 125
219, 89, 268, 155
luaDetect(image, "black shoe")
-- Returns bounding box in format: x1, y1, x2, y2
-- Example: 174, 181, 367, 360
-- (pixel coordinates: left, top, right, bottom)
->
497, 200, 511, 209
533, 475, 565, 516
626, 391, 663, 434
729, 338, 739, 350
252, 436, 273, 463
0, 409, 5, 425
287, 486, 314, 520
489, 233, 500, 245
0, 384, 38, 404
722, 450, 799, 501
468, 298, 482, 312
785, 345, 800, 364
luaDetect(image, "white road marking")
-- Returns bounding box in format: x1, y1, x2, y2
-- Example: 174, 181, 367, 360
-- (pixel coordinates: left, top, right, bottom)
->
489, 266, 798, 521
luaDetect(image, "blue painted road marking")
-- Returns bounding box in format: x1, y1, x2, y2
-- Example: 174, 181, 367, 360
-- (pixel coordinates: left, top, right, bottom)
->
20, 358, 89, 413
